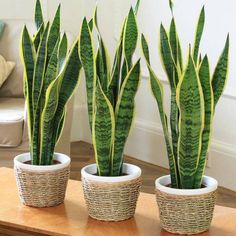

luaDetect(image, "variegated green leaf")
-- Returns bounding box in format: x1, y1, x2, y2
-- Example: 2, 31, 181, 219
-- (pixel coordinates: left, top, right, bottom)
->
141, 34, 179, 188
31, 22, 49, 164
32, 22, 49, 112
35, 0, 44, 30
54, 41, 82, 145
20, 26, 36, 140
134, 0, 140, 16
111, 60, 141, 176
33, 23, 44, 52
194, 55, 213, 188
177, 54, 204, 189
193, 6, 205, 64
123, 7, 138, 69
212, 35, 229, 107
160, 23, 176, 89
93, 80, 115, 176
43, 39, 59, 96
47, 4, 60, 60
40, 79, 60, 165
79, 18, 96, 130
58, 33, 68, 72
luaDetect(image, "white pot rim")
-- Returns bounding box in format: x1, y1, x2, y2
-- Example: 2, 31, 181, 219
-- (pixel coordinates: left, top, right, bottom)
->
81, 163, 141, 183
14, 152, 71, 172
155, 175, 218, 196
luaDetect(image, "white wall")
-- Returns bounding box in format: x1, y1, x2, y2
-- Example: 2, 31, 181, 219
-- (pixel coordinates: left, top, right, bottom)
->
1, 0, 235, 191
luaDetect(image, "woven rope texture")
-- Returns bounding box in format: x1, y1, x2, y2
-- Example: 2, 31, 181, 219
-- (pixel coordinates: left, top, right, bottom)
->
82, 177, 142, 221
15, 165, 70, 208
156, 189, 217, 235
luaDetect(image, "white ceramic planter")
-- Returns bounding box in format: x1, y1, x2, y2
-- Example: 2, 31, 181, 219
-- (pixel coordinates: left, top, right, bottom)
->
155, 175, 218, 235
81, 163, 142, 221
14, 152, 71, 208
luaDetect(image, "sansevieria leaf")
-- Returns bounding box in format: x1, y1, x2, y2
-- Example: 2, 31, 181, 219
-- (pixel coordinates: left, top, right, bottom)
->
194, 55, 213, 188
31, 22, 49, 164
93, 80, 115, 176
47, 4, 61, 60
123, 7, 138, 69
53, 41, 82, 146
212, 35, 229, 107
160, 24, 176, 89
112, 60, 141, 176
79, 18, 96, 130
35, 0, 44, 30
141, 34, 179, 188
20, 26, 36, 139
33, 23, 44, 52
58, 33, 68, 73
177, 53, 204, 189
193, 6, 205, 64
40, 79, 60, 165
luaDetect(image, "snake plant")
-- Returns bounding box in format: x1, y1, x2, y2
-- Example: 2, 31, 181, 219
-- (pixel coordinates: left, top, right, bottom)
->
142, 4, 229, 189
79, 1, 141, 176
20, 0, 82, 165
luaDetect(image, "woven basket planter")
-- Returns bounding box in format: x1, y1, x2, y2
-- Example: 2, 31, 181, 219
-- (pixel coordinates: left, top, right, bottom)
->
14, 152, 70, 208
155, 175, 218, 235
81, 163, 142, 221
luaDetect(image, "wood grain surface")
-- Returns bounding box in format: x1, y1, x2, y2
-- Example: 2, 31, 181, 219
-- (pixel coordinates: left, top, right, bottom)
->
0, 167, 236, 236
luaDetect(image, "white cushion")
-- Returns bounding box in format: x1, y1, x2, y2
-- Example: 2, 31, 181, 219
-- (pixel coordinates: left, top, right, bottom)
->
0, 55, 15, 87
0, 98, 25, 147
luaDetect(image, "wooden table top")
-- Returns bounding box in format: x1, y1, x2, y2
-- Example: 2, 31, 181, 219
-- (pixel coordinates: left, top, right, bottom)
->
0, 167, 235, 236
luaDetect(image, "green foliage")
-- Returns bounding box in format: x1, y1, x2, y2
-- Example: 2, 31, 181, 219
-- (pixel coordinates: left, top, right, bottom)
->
20, 0, 82, 165
142, 5, 229, 189
79, 3, 141, 176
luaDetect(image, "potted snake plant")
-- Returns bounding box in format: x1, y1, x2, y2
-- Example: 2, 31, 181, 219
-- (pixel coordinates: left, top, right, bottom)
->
79, 1, 142, 221
141, 3, 229, 234
14, 0, 81, 208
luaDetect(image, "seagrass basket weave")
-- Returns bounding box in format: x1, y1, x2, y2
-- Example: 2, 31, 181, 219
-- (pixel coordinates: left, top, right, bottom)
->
82, 177, 142, 221
15, 165, 70, 208
155, 189, 217, 235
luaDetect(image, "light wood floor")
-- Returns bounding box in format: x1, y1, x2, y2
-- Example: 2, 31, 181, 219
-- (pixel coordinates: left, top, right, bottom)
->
71, 141, 236, 209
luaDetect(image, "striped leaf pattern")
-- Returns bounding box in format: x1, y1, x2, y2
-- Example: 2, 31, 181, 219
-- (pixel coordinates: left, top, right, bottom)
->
123, 8, 138, 69
93, 80, 115, 176
143, 4, 229, 189
34, 0, 43, 30
112, 60, 141, 176
212, 35, 229, 107
177, 54, 204, 189
79, 18, 96, 130
80, 2, 140, 176
20, 0, 81, 165
194, 56, 213, 188
141, 34, 179, 188
47, 4, 60, 60
193, 7, 205, 64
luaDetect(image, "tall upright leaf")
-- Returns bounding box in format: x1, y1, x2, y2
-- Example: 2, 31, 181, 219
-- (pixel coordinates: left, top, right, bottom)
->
93, 80, 115, 176
58, 33, 68, 73
52, 42, 82, 149
141, 34, 179, 187
20, 26, 36, 139
35, 0, 44, 30
79, 18, 96, 130
112, 60, 141, 176
47, 4, 61, 60
212, 35, 229, 107
194, 56, 213, 188
123, 8, 138, 69
193, 6, 205, 64
177, 54, 204, 188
